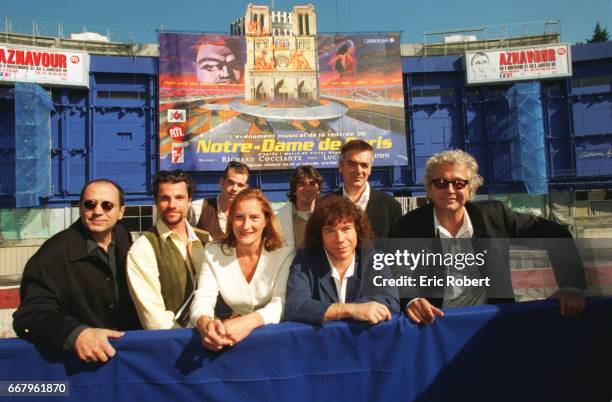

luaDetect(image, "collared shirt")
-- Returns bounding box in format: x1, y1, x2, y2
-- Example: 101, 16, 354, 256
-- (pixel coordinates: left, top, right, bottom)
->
156, 220, 204, 265
295, 210, 311, 221
343, 182, 370, 212
433, 207, 474, 239
86, 236, 117, 277
127, 220, 208, 329
217, 194, 227, 234
324, 250, 356, 303
433, 208, 486, 305
190, 243, 295, 326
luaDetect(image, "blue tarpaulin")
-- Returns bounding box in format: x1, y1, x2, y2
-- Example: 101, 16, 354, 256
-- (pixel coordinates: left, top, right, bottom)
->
0, 298, 610, 402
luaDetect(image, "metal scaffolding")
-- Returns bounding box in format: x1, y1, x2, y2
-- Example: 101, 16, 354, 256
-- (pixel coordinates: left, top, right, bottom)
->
14, 83, 54, 207
506, 81, 548, 194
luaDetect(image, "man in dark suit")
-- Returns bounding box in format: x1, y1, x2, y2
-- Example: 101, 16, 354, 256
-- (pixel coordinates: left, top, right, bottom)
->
332, 139, 402, 239
285, 196, 399, 326
393, 150, 586, 324
13, 179, 141, 363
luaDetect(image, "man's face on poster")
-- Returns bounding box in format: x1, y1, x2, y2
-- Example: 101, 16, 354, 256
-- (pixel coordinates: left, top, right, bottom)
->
471, 53, 489, 78
195, 43, 242, 84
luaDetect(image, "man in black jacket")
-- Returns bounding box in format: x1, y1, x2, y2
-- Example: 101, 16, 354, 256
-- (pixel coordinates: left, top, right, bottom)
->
332, 139, 402, 239
13, 179, 141, 363
393, 150, 586, 324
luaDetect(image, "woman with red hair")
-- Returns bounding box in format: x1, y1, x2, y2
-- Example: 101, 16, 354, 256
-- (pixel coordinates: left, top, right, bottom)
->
191, 188, 294, 351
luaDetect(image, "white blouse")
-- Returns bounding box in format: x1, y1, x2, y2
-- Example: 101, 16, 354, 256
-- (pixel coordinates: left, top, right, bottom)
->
190, 242, 295, 326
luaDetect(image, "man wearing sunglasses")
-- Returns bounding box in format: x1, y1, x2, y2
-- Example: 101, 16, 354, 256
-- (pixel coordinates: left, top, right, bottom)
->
13, 180, 141, 363
127, 170, 211, 330
393, 150, 586, 324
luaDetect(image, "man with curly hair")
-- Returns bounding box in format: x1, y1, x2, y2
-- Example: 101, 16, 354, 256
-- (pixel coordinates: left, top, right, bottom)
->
285, 196, 399, 325
393, 149, 586, 324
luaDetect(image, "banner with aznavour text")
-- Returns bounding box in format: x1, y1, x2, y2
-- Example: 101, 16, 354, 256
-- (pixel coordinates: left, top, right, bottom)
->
0, 43, 90, 88
465, 43, 572, 85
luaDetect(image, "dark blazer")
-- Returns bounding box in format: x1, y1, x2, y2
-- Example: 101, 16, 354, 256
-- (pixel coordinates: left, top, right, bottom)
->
332, 188, 402, 239
392, 200, 586, 309
285, 248, 399, 325
13, 220, 142, 350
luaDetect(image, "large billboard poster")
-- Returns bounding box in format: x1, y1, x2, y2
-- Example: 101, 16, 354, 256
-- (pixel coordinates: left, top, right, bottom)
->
158, 31, 406, 170
0, 44, 90, 87
465, 43, 572, 85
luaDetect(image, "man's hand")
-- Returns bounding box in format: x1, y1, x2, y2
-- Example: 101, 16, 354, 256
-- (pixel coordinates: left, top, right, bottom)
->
74, 328, 124, 363
349, 302, 392, 324
196, 316, 234, 352
405, 298, 444, 325
553, 290, 586, 317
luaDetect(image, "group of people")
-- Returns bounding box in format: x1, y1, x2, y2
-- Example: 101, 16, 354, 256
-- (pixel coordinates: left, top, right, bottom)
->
12, 139, 587, 363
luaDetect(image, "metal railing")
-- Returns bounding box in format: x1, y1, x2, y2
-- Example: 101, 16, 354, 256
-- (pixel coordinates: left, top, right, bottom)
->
3, 17, 128, 43
0, 18, 159, 56
420, 20, 561, 56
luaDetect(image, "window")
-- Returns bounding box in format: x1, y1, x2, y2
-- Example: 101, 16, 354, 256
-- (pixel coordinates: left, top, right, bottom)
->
411, 87, 456, 97
122, 205, 154, 233
572, 75, 612, 88
575, 190, 588, 201
97, 91, 145, 99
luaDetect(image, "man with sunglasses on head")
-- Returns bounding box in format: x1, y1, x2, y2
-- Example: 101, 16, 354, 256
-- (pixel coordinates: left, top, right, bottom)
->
127, 170, 211, 330
13, 180, 141, 363
191, 161, 250, 240
393, 150, 586, 324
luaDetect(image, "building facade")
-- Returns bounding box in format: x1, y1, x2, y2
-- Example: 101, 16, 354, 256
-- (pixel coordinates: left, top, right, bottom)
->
240, 4, 319, 104
0, 32, 610, 229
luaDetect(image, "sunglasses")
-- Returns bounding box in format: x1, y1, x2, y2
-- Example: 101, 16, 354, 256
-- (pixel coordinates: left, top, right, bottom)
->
431, 178, 469, 190
82, 199, 115, 211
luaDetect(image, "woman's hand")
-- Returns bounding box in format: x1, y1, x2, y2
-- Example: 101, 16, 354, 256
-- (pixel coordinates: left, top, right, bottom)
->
196, 316, 235, 351
223, 313, 264, 344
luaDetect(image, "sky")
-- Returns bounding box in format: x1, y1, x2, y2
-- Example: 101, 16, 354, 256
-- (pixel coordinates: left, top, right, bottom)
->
2, 0, 611, 45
